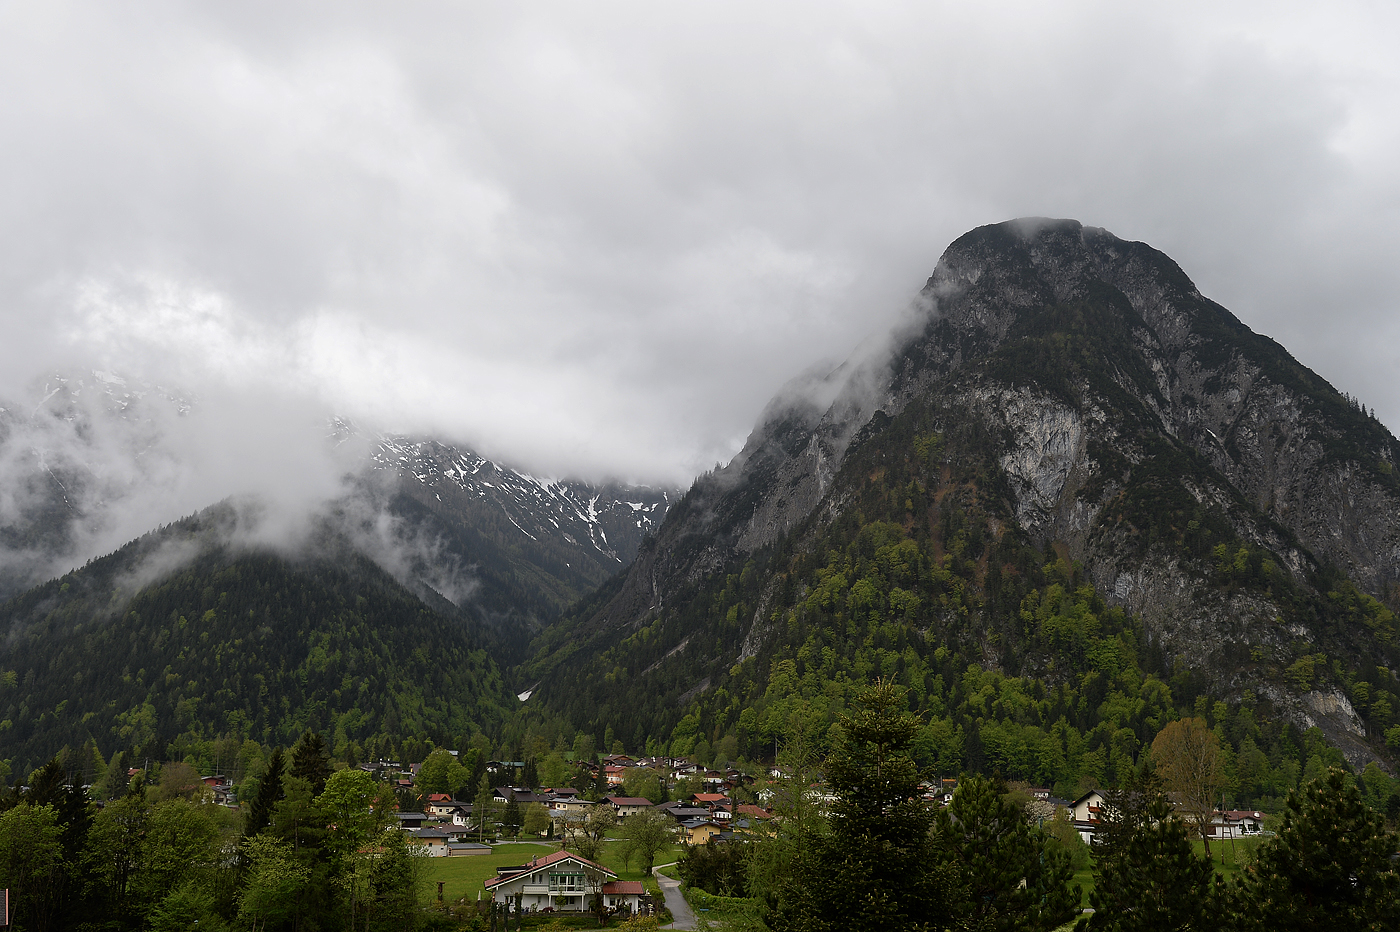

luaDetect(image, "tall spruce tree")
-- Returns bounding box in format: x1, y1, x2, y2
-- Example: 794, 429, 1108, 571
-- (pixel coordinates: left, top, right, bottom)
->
770, 680, 953, 932
245, 747, 286, 838
936, 774, 1078, 931
290, 731, 332, 796
1079, 773, 1215, 932
1223, 767, 1400, 932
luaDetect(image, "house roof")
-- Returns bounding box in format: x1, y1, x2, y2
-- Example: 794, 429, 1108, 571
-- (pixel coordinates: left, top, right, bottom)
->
484, 849, 616, 889
603, 881, 644, 895
735, 804, 773, 819
664, 808, 712, 820
693, 793, 728, 803
603, 796, 654, 807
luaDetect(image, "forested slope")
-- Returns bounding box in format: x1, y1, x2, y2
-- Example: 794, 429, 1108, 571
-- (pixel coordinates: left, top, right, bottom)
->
521, 219, 1400, 809
0, 504, 516, 774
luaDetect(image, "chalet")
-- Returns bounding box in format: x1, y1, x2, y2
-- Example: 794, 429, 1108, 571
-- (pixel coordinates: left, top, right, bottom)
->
493, 786, 549, 805
426, 795, 458, 817
661, 806, 712, 823
602, 796, 654, 819
550, 796, 597, 815
484, 850, 645, 913
1208, 810, 1266, 838
734, 804, 773, 821
1069, 790, 1107, 844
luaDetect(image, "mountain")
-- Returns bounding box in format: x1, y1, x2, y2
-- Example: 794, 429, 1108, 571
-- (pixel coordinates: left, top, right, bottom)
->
0, 371, 193, 601
344, 425, 675, 661
0, 386, 676, 773
0, 376, 676, 641
0, 502, 517, 776
525, 219, 1400, 792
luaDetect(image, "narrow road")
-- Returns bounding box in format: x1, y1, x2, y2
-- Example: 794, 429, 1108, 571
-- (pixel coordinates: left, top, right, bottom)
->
652, 863, 697, 930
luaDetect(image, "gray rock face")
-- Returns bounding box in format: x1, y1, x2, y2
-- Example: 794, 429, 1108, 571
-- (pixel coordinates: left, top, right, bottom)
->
565, 218, 1400, 765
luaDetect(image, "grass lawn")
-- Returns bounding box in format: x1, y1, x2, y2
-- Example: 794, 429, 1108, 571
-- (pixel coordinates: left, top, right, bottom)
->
1192, 835, 1262, 882
418, 843, 558, 905
417, 839, 687, 907
595, 840, 686, 883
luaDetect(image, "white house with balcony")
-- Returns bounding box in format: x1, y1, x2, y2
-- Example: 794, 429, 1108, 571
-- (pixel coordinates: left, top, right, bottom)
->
483, 850, 644, 913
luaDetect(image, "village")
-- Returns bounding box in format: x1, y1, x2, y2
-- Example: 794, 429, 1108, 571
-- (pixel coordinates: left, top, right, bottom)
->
318, 750, 1273, 918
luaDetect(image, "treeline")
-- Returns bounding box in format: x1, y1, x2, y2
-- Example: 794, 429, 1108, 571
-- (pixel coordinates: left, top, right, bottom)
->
0, 508, 516, 776
679, 681, 1400, 931
529, 404, 1400, 816
0, 732, 423, 932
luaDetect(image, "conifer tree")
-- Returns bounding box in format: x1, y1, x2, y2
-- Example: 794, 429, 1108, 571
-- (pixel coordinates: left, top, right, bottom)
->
1224, 767, 1400, 931
291, 731, 332, 796
937, 774, 1078, 931
1080, 773, 1215, 932
245, 746, 286, 838
770, 680, 953, 932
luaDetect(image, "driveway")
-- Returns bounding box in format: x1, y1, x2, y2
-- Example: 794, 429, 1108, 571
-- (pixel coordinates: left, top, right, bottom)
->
652, 863, 697, 930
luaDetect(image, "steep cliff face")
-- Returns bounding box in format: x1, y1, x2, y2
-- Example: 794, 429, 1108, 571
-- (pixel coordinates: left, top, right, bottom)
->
917, 221, 1400, 603
530, 219, 1400, 770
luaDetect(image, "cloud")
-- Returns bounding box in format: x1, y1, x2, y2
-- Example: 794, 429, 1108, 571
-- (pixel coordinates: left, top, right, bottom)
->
0, 0, 1396, 509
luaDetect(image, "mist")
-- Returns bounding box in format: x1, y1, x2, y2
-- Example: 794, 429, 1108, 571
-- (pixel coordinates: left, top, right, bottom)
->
2, 1, 1399, 587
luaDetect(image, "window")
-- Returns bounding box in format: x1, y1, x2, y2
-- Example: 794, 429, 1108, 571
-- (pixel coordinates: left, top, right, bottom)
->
549, 872, 586, 893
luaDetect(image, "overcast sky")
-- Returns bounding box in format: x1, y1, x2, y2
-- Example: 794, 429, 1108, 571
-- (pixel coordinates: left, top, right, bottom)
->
2, 0, 1398, 489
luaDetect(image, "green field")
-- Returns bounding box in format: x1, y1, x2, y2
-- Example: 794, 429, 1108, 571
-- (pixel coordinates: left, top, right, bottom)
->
418, 839, 688, 907
419, 843, 559, 906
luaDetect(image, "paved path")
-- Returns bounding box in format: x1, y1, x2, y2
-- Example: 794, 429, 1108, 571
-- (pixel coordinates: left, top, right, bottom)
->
652, 863, 697, 930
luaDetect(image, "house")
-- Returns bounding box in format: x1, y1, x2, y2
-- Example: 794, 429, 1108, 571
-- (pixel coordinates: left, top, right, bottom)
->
396, 812, 427, 830
602, 796, 654, 819
661, 806, 712, 823
679, 818, 724, 845
484, 849, 645, 913
734, 804, 773, 821
1069, 790, 1107, 844
550, 796, 596, 815
411, 825, 473, 856
445, 842, 493, 857
1208, 810, 1266, 838
426, 795, 459, 817
494, 786, 549, 806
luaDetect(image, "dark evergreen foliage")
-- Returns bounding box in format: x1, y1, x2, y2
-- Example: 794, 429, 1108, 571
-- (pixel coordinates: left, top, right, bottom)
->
1223, 767, 1400, 932
1081, 772, 1216, 932
936, 774, 1078, 931
245, 745, 285, 838
0, 505, 516, 774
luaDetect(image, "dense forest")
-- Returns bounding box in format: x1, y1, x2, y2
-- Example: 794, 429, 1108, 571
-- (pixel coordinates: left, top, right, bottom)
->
523, 390, 1400, 816
0, 506, 515, 781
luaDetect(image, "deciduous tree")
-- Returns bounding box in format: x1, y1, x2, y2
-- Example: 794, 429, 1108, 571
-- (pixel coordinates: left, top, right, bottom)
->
1150, 718, 1225, 857
619, 807, 672, 874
